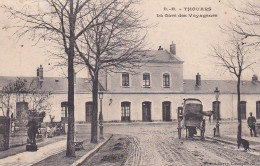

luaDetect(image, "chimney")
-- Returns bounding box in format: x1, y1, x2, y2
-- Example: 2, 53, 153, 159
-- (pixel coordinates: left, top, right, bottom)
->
170, 42, 176, 55
158, 46, 163, 50
252, 74, 258, 83
38, 65, 43, 81
196, 73, 201, 86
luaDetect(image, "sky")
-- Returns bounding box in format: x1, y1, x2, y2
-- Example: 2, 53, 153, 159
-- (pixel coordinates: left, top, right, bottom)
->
0, 0, 259, 80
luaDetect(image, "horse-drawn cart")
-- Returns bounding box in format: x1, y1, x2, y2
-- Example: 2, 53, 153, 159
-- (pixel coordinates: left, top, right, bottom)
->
177, 98, 206, 139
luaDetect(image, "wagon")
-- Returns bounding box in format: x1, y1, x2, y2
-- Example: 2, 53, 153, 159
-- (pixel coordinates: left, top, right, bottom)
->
177, 98, 206, 139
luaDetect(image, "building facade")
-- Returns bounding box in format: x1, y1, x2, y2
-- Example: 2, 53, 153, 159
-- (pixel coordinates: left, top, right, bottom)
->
1, 43, 260, 123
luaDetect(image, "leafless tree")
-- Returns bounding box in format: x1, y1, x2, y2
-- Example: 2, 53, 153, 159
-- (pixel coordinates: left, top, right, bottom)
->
211, 36, 255, 140
2, 0, 121, 156
0, 82, 16, 117
223, 1, 260, 47
26, 79, 52, 115
0, 78, 52, 122
74, 0, 148, 143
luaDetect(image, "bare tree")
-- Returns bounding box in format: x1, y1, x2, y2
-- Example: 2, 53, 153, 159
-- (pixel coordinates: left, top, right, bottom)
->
0, 81, 16, 117
0, 78, 52, 122
224, 1, 260, 47
26, 79, 52, 115
2, 0, 120, 156
74, 0, 148, 143
211, 37, 255, 140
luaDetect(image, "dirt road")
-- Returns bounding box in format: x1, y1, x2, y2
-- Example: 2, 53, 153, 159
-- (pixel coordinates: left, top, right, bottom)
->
103, 123, 260, 166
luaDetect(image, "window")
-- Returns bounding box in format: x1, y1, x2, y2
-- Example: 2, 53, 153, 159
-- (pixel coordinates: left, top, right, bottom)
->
143, 73, 150, 87
61, 102, 68, 118
240, 101, 247, 120
163, 73, 170, 87
256, 101, 260, 119
122, 73, 129, 87
121, 102, 131, 122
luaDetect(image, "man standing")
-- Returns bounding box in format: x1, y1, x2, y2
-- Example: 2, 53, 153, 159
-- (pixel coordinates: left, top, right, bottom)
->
247, 112, 257, 137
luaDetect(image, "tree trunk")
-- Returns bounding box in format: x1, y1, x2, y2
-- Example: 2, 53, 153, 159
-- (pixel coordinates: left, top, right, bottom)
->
237, 75, 242, 140
91, 73, 99, 143
66, 0, 76, 157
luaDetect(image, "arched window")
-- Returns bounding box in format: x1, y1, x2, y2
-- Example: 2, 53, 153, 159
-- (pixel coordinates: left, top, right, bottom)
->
61, 101, 68, 123
240, 101, 247, 120
163, 73, 170, 87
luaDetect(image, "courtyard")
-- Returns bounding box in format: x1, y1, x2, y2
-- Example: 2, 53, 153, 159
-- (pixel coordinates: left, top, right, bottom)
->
1, 121, 260, 166
36, 121, 260, 166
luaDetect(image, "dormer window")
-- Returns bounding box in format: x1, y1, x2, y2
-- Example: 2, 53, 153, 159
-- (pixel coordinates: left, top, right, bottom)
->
143, 73, 150, 87
163, 73, 170, 87
122, 73, 129, 87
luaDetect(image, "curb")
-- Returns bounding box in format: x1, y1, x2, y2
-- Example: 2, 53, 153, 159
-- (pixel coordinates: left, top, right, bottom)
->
206, 136, 259, 151
206, 136, 237, 145
71, 134, 113, 166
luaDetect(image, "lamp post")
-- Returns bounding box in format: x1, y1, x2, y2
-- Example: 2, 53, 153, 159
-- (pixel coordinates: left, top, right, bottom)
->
214, 87, 220, 137
98, 91, 104, 139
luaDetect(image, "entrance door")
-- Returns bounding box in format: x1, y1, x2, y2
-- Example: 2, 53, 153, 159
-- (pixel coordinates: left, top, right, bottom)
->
85, 102, 93, 123
162, 102, 171, 121
142, 102, 151, 122
257, 101, 260, 119
121, 102, 131, 122
240, 101, 246, 120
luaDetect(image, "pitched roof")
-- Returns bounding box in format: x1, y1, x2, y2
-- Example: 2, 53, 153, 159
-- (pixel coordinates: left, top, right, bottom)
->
142, 50, 183, 63
0, 76, 104, 94
183, 79, 260, 94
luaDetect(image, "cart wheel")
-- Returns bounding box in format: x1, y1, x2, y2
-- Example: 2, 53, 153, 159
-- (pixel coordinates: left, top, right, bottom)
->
178, 128, 181, 139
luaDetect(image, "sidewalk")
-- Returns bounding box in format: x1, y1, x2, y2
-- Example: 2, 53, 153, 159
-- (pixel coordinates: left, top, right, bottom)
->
205, 121, 260, 151
0, 140, 66, 166
0, 135, 66, 160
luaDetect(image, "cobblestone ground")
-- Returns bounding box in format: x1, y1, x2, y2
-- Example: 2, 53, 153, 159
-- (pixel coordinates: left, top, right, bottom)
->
99, 122, 260, 166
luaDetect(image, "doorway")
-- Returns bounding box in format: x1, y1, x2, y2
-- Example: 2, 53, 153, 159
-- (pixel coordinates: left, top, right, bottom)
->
142, 102, 151, 122
162, 102, 171, 121
121, 102, 131, 122
85, 102, 93, 123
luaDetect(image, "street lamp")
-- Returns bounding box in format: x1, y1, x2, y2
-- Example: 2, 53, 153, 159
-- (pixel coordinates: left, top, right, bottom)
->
98, 91, 104, 139
214, 87, 220, 137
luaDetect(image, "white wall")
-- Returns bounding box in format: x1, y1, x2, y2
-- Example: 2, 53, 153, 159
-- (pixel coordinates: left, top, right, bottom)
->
96, 93, 260, 122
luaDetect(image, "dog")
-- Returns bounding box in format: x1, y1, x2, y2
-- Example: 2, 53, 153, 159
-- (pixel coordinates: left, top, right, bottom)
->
237, 138, 250, 152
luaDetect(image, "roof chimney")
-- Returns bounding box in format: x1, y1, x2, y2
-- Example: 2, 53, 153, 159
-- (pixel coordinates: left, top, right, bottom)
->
196, 73, 201, 86
170, 42, 176, 55
158, 46, 163, 50
252, 74, 258, 83
38, 65, 43, 81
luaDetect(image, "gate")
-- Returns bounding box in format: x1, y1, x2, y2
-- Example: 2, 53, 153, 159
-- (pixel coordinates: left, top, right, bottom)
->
0, 116, 10, 151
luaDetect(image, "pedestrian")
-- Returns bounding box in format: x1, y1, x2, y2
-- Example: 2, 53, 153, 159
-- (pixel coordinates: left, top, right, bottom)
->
247, 112, 257, 137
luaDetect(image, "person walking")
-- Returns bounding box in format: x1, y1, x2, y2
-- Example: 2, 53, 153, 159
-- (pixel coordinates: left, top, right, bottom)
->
247, 112, 257, 137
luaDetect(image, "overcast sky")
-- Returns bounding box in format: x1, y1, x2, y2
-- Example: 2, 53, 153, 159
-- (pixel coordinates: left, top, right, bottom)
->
0, 0, 259, 80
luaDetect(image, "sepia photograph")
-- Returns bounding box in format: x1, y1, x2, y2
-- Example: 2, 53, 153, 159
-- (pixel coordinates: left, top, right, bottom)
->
0, 0, 260, 165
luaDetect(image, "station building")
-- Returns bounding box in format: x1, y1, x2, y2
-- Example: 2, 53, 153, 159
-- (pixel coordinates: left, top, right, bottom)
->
1, 43, 260, 122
